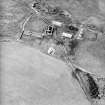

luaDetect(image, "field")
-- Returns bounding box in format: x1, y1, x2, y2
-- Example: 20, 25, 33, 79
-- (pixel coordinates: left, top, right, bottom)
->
1, 0, 105, 105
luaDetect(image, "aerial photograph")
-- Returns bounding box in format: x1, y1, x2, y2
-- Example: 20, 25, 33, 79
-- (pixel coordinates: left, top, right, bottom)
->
1, 0, 105, 105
